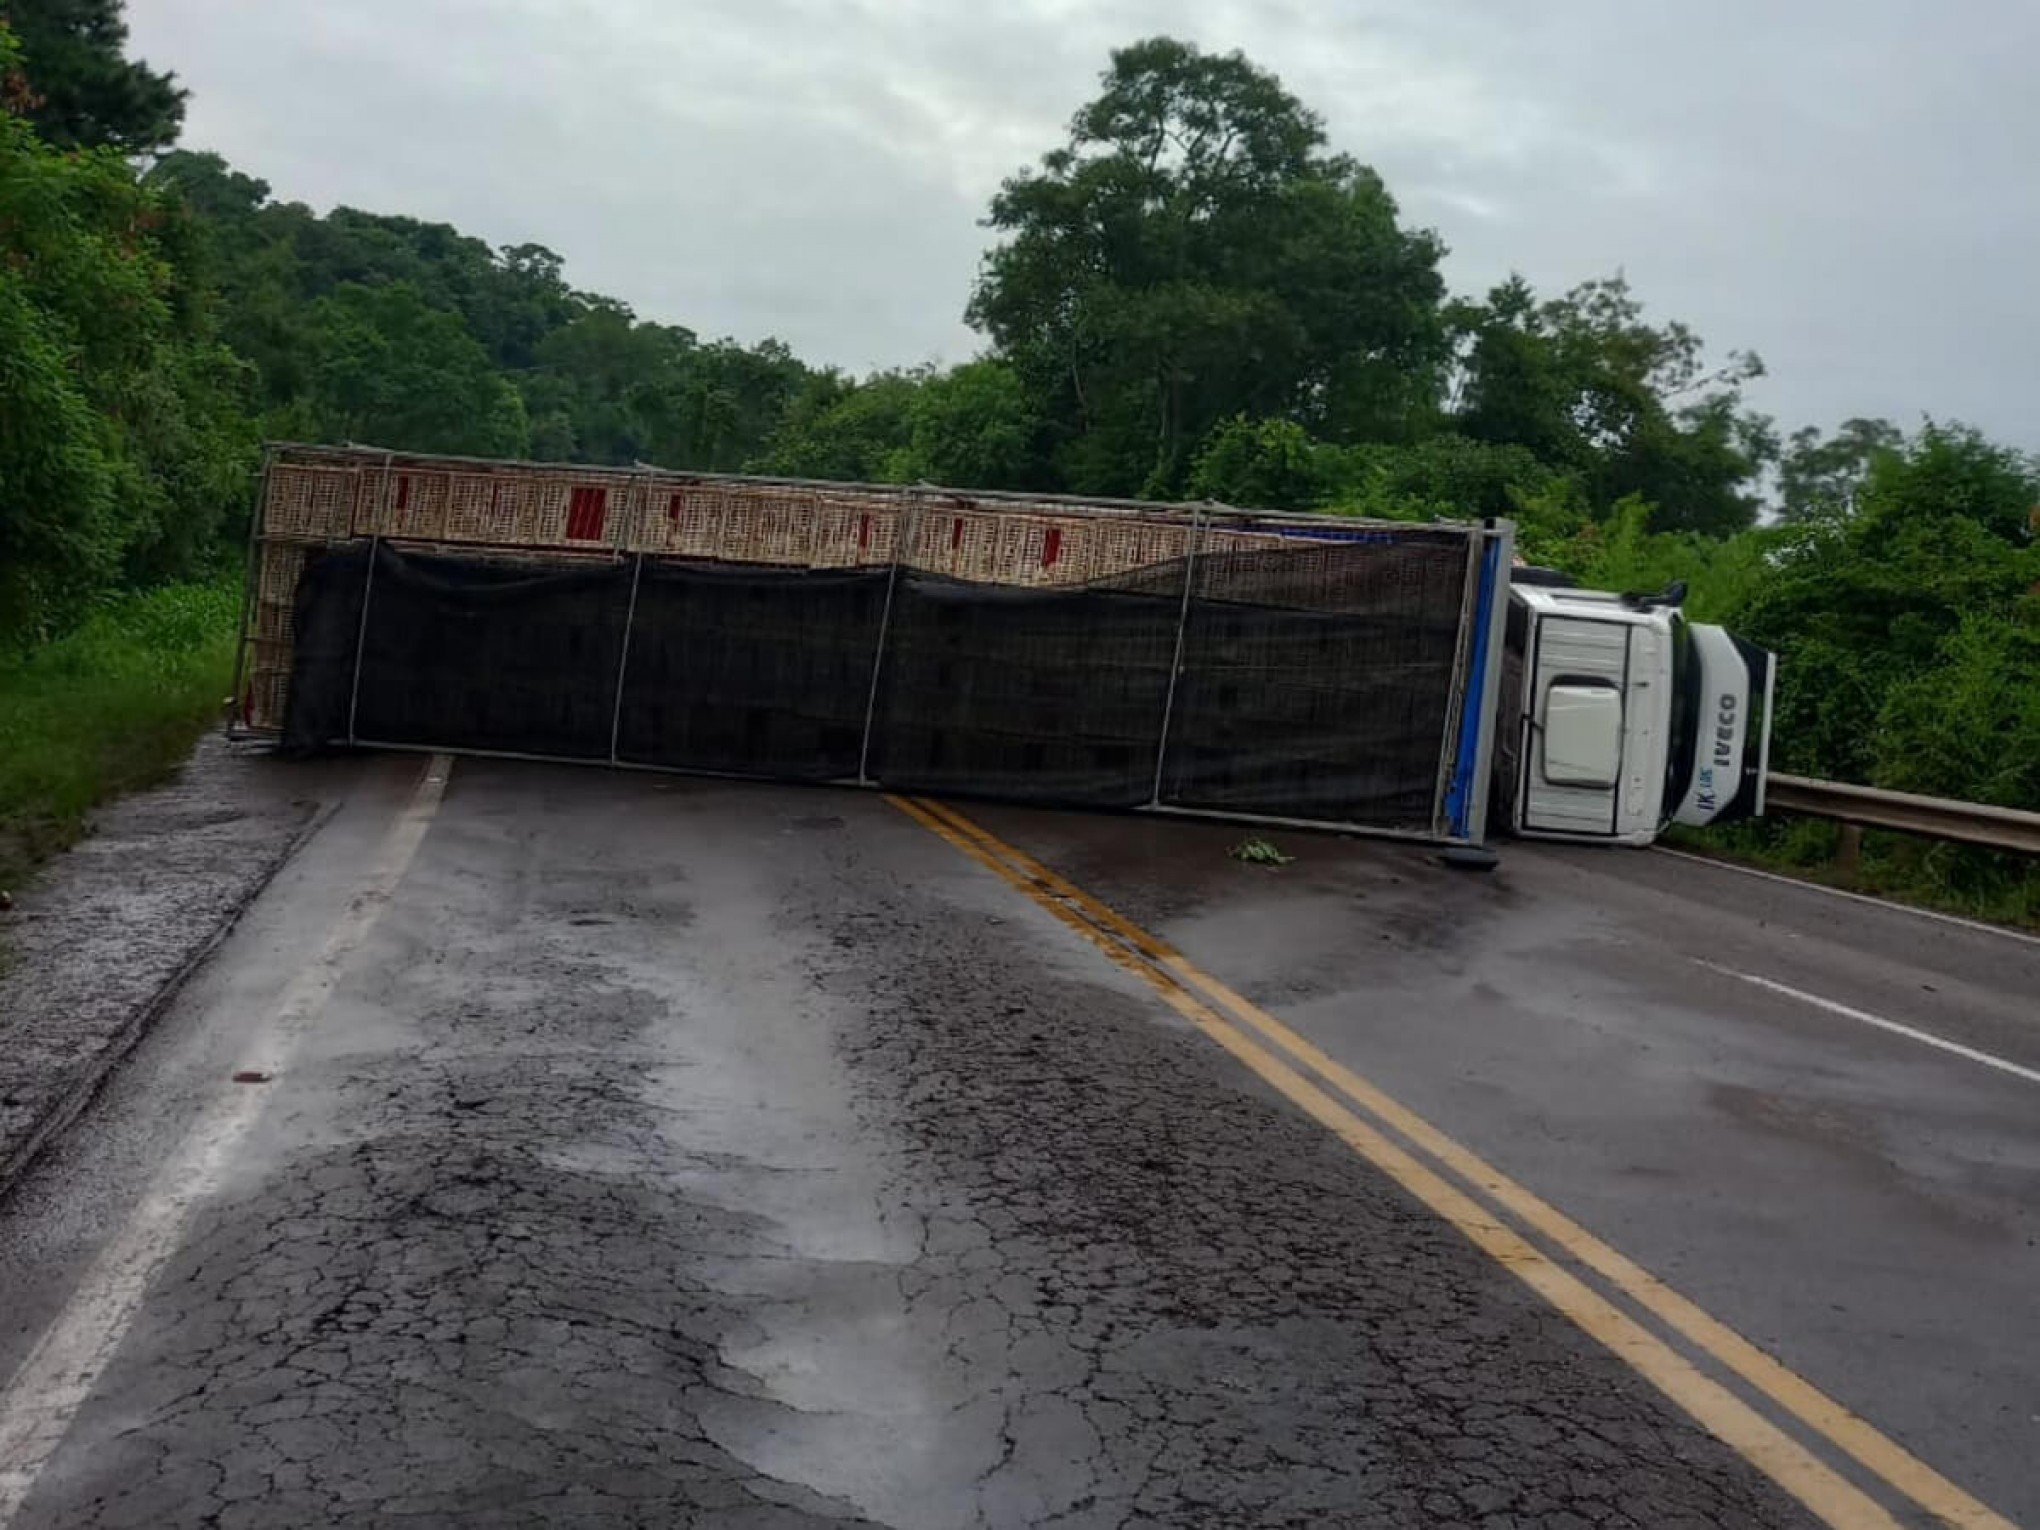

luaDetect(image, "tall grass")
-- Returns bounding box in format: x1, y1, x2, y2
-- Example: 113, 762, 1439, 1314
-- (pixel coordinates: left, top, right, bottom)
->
1673, 819, 2040, 930
0, 582, 241, 892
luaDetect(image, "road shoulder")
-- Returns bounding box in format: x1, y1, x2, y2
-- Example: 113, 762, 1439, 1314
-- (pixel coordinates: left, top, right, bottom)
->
0, 735, 319, 1195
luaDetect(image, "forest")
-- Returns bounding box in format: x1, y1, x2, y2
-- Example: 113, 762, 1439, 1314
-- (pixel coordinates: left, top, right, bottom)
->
1, 6, 2035, 918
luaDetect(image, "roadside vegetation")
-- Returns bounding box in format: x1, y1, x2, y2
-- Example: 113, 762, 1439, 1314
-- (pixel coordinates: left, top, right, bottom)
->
1, 7, 2033, 915
0, 581, 238, 892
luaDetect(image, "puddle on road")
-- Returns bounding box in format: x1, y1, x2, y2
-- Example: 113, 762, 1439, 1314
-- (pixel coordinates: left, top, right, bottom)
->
610, 883, 1006, 1529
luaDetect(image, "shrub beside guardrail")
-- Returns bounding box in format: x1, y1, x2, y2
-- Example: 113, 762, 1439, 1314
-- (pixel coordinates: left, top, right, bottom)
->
1766, 775, 2040, 858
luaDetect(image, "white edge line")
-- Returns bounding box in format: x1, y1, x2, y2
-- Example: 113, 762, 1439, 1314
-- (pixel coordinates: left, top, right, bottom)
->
0, 755, 453, 1524
1654, 846, 2040, 950
1695, 960, 2040, 1088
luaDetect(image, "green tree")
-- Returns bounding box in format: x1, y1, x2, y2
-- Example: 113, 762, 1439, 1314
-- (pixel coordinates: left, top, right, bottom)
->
1452, 274, 1772, 534
1188, 416, 1326, 509
1535, 499, 1771, 620
518, 314, 813, 471
646, 338, 813, 472
145, 155, 617, 400
143, 152, 314, 411
750, 371, 923, 482
1450, 276, 1573, 463
520, 303, 682, 463
289, 282, 528, 457
0, 265, 118, 638
1721, 429, 2040, 915
4, 0, 182, 152
142, 147, 270, 222
1732, 424, 2039, 787
897, 360, 1037, 488
1185, 415, 1565, 522
1875, 615, 2040, 811
969, 37, 1447, 498
145, 147, 822, 473
1, 24, 252, 640
736, 359, 1038, 490
1777, 417, 1902, 523
1327, 434, 1559, 523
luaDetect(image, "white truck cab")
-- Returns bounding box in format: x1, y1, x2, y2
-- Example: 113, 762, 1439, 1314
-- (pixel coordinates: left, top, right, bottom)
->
1493, 575, 1775, 845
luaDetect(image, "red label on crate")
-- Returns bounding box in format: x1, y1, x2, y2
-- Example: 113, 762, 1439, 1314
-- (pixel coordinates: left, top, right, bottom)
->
859, 513, 872, 551
566, 486, 608, 540
394, 475, 411, 511
667, 492, 685, 524
951, 517, 964, 551
1041, 527, 1062, 568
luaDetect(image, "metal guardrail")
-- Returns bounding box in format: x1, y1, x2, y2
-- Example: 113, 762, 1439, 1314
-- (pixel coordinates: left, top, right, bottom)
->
1767, 774, 2040, 857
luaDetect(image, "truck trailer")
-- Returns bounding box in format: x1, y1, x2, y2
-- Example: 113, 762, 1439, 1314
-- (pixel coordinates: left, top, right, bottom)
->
233, 444, 1773, 853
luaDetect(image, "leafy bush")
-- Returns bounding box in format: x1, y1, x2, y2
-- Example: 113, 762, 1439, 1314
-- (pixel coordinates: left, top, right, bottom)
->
0, 581, 239, 889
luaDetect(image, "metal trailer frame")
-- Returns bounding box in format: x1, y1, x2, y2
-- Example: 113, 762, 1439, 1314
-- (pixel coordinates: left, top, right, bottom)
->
234, 445, 1516, 849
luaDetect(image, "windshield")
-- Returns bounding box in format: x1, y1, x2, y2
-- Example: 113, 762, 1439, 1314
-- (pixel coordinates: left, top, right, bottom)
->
1664, 613, 1701, 825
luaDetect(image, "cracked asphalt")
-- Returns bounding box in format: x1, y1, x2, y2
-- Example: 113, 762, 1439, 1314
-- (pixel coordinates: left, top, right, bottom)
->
0, 735, 321, 1183
0, 755, 2028, 1527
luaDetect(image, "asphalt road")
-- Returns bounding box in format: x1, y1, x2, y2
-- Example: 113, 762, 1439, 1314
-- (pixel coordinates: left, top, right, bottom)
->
0, 754, 2031, 1528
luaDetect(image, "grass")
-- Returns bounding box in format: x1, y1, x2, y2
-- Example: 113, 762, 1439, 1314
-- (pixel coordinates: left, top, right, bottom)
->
0, 581, 241, 896
1668, 818, 2040, 931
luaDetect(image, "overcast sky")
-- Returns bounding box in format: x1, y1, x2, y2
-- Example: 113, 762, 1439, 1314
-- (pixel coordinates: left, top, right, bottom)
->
127, 1, 2040, 449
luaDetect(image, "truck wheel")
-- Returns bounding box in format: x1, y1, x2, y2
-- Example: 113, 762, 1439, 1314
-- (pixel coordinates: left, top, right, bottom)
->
1438, 846, 1500, 872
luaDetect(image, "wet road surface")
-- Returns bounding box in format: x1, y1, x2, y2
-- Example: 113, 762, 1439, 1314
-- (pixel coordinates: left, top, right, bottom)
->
0, 755, 2030, 1527
957, 799, 2040, 1528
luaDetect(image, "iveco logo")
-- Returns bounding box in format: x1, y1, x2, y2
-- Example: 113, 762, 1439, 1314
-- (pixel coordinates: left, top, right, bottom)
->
1712, 694, 1738, 770
1695, 694, 1738, 812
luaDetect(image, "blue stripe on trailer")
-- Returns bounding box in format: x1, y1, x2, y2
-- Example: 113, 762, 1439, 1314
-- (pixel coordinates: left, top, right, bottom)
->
1260, 526, 1408, 544
1444, 536, 1503, 841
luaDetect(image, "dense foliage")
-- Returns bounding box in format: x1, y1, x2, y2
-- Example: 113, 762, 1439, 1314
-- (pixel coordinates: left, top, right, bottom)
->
968, 37, 1449, 496
5, 0, 181, 153
0, 15, 2033, 912
0, 25, 251, 640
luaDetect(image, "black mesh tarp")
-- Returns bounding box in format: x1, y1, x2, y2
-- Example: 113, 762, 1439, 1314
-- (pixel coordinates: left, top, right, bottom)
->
617, 563, 891, 780
1160, 539, 1470, 824
284, 534, 1474, 832
287, 543, 629, 759
868, 576, 1181, 806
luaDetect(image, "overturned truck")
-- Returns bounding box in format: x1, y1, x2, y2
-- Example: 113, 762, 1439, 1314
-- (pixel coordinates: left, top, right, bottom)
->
233, 444, 1772, 850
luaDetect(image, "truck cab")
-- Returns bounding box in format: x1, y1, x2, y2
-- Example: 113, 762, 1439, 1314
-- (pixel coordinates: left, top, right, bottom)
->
1493, 578, 1775, 845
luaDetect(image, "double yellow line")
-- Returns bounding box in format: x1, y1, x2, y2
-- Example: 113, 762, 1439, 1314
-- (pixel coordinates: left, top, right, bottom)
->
888, 793, 2015, 1530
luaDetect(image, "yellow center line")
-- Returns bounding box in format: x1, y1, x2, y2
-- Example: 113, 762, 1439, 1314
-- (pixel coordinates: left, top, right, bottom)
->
893, 793, 2016, 1530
